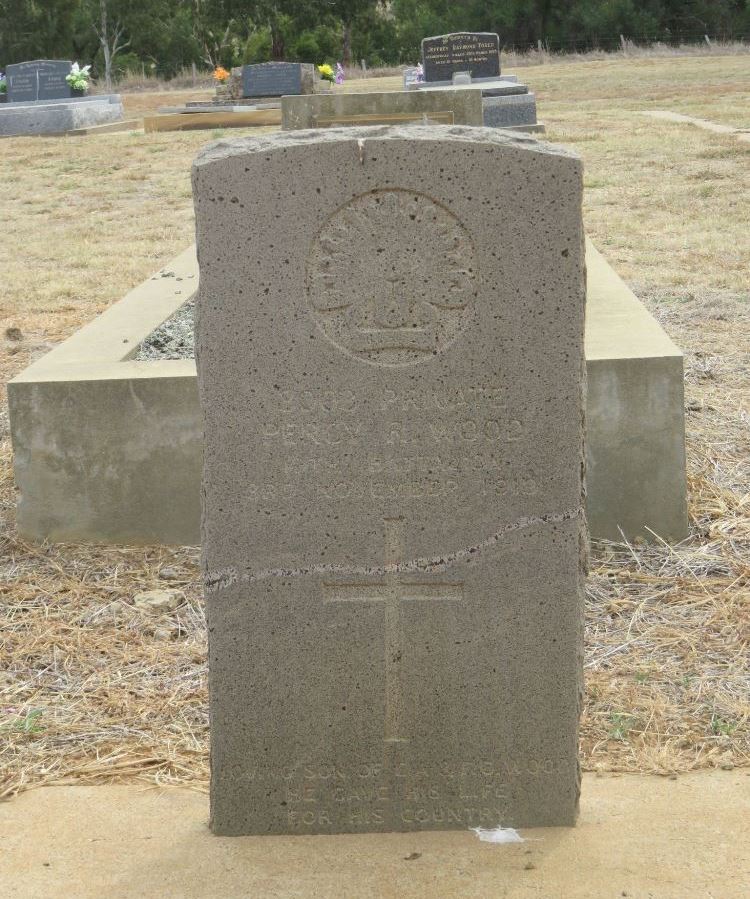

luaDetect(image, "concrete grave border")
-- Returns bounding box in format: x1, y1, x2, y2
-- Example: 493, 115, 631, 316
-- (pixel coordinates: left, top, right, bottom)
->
282, 88, 484, 130
0, 94, 124, 137
8, 242, 687, 545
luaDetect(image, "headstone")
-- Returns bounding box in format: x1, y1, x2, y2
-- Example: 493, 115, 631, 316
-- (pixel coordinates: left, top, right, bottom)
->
422, 33, 500, 82
241, 62, 315, 98
452, 71, 472, 85
193, 125, 586, 836
6, 60, 72, 103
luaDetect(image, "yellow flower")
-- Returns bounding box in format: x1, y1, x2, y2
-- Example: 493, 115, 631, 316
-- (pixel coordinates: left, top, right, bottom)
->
318, 64, 334, 77
213, 67, 230, 83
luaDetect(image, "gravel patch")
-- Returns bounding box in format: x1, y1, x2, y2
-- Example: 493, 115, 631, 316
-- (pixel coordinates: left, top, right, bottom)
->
135, 300, 195, 360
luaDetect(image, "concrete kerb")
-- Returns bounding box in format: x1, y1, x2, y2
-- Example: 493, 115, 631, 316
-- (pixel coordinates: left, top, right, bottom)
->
642, 110, 750, 140
8, 241, 688, 546
281, 89, 484, 130
8, 248, 202, 546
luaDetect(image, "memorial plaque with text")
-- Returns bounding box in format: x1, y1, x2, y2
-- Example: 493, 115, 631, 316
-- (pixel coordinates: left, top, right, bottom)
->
7, 60, 72, 102
242, 62, 308, 98
194, 126, 586, 835
421, 33, 500, 82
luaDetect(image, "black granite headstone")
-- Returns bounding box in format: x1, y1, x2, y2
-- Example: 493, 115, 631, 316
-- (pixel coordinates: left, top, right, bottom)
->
242, 62, 303, 98
7, 60, 72, 103
421, 33, 500, 82
38, 61, 73, 100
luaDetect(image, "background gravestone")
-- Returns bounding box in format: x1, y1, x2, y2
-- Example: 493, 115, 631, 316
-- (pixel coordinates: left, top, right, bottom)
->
241, 62, 314, 98
7, 60, 72, 102
421, 33, 500, 82
193, 125, 586, 836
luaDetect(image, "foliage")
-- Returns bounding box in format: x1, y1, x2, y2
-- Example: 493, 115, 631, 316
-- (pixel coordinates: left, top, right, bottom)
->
0, 0, 80, 62
0, 1, 748, 76
65, 62, 91, 90
243, 28, 273, 64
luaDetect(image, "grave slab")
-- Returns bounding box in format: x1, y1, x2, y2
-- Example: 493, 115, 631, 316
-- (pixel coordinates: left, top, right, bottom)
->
143, 109, 281, 133
483, 93, 539, 128
2, 93, 120, 109
416, 80, 527, 97
409, 75, 519, 90
1, 774, 746, 899
193, 125, 587, 835
161, 103, 281, 114
281, 89, 483, 130
0, 94, 123, 136
410, 79, 541, 130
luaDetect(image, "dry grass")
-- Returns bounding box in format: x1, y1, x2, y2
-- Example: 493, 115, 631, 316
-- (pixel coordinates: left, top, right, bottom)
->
583, 282, 750, 771
1, 56, 748, 798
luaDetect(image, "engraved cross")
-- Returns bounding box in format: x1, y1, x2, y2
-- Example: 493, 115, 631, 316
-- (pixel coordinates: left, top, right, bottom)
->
322, 517, 463, 745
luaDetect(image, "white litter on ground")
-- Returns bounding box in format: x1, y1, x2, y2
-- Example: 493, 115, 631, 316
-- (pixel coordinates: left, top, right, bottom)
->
470, 826, 525, 844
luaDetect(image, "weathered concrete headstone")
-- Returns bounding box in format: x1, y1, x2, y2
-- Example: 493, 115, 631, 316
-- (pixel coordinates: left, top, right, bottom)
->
422, 33, 500, 82
6, 60, 72, 102
241, 62, 315, 98
194, 125, 586, 836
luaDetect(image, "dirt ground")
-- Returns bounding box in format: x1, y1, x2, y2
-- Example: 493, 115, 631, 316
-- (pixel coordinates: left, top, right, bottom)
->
0, 55, 748, 799
1, 772, 748, 898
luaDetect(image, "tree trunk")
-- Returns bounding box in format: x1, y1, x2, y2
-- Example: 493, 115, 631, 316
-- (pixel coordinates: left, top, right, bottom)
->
537, 0, 553, 41
101, 1, 112, 91
271, 27, 285, 60
342, 21, 352, 67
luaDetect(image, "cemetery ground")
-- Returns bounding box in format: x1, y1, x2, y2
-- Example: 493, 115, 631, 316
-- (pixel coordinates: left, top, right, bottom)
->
0, 52, 747, 866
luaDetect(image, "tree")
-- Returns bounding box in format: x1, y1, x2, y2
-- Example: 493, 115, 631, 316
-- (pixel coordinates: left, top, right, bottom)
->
190, 0, 239, 67
0, 0, 79, 64
323, 0, 384, 66
91, 0, 130, 89
3, 0, 750, 78
224, 0, 327, 60
72, 0, 202, 84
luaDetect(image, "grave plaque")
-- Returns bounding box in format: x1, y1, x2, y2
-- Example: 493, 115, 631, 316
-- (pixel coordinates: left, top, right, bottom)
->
7, 60, 72, 102
421, 33, 500, 82
241, 62, 311, 98
194, 126, 586, 836
38, 61, 73, 100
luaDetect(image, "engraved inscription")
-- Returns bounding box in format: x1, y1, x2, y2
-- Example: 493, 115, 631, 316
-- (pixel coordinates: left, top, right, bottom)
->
323, 517, 463, 743
421, 33, 500, 81
237, 756, 569, 830
251, 383, 539, 505
306, 189, 477, 367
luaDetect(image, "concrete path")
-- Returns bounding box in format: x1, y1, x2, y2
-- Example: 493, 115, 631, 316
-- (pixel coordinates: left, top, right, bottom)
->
1, 771, 748, 898
643, 110, 750, 142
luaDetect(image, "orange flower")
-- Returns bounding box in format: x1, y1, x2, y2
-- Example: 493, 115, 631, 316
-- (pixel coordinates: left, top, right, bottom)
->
213, 67, 230, 83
